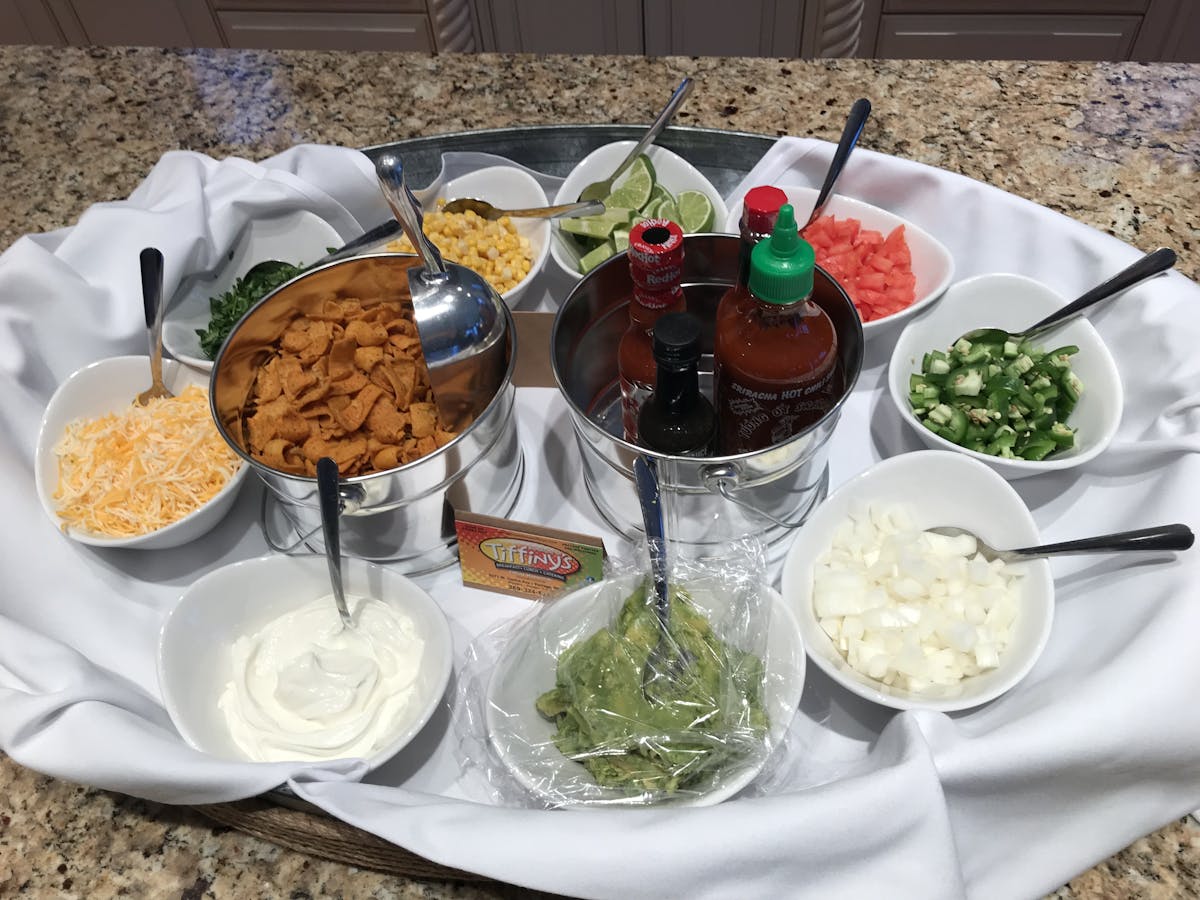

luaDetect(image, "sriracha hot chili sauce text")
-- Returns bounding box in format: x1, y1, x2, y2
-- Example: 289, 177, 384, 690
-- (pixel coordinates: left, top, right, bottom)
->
618, 219, 687, 443
714, 204, 843, 455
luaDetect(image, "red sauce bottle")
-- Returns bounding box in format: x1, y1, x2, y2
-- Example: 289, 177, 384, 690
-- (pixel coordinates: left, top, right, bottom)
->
618, 220, 686, 443
714, 203, 842, 455
737, 185, 788, 288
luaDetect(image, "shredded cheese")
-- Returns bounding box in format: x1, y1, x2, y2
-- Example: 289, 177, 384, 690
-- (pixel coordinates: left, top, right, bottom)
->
53, 385, 242, 538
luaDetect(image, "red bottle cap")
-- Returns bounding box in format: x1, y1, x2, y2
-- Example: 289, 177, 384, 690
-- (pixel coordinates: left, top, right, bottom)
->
628, 219, 685, 289
741, 185, 789, 235
632, 285, 683, 311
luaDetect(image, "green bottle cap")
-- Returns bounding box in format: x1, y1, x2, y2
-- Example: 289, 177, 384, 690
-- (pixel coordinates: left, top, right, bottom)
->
747, 204, 815, 305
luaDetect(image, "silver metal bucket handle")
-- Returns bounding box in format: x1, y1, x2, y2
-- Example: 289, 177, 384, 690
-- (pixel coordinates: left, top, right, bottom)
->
259, 484, 366, 554
700, 463, 817, 530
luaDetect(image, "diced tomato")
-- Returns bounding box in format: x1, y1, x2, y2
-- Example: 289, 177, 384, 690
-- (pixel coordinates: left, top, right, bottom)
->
801, 214, 919, 323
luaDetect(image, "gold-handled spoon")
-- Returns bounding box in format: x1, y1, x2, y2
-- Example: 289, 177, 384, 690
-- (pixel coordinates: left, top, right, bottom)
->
135, 247, 173, 405
439, 197, 604, 221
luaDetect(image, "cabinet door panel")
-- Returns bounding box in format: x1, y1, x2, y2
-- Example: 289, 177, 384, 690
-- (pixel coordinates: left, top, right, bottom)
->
885, 0, 1147, 12
484, 0, 641, 54
63, 0, 223, 46
644, 0, 802, 57
212, 0, 425, 10
877, 13, 1140, 60
218, 10, 433, 50
1, 0, 63, 43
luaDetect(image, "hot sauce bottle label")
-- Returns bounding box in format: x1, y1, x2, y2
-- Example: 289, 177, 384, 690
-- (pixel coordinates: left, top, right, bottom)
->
725, 363, 839, 449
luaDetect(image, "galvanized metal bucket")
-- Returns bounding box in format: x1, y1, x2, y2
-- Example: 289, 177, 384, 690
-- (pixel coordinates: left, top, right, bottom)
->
210, 253, 523, 573
551, 233, 863, 559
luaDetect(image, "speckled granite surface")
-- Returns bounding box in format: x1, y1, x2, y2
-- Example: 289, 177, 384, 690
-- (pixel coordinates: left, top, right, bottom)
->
1, 46, 1198, 899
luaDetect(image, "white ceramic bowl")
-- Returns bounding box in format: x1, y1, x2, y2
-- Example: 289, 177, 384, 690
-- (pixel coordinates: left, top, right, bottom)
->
420, 165, 552, 309
158, 554, 454, 770
34, 356, 248, 550
486, 574, 805, 807
550, 142, 728, 282
163, 209, 343, 372
887, 273, 1123, 480
781, 450, 1054, 713
722, 184, 954, 339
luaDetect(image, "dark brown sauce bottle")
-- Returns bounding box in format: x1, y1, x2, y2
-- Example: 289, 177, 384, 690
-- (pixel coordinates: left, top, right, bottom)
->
637, 312, 716, 456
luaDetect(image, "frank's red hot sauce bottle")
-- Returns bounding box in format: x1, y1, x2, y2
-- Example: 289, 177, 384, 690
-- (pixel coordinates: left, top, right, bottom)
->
713, 203, 842, 455
617, 219, 686, 443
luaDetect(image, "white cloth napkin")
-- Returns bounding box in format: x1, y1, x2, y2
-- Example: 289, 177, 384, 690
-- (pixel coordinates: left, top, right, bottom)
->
2, 139, 1199, 900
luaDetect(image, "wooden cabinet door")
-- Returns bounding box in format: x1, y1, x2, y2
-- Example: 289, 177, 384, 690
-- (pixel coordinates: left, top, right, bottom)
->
643, 0, 803, 57
478, 0, 642, 54
0, 0, 64, 43
876, 13, 1141, 60
884, 0, 1147, 11
47, 0, 224, 46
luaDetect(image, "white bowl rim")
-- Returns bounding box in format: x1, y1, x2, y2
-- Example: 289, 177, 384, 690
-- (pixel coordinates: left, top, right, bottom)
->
34, 355, 248, 547
782, 449, 1055, 713
434, 164, 552, 307
549, 141, 729, 282
887, 271, 1124, 472
484, 573, 805, 807
723, 183, 956, 333
156, 553, 455, 769
162, 209, 344, 373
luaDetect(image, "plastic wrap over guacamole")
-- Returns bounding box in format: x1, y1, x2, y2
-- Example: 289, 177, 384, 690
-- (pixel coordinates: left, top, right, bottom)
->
535, 579, 769, 795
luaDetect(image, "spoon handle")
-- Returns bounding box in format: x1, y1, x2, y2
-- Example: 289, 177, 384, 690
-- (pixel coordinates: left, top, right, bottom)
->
317, 457, 354, 629
805, 97, 871, 229
633, 456, 669, 622
610, 77, 693, 188
140, 247, 165, 381
502, 200, 605, 220
1021, 247, 1176, 343
375, 153, 447, 276
1008, 523, 1194, 559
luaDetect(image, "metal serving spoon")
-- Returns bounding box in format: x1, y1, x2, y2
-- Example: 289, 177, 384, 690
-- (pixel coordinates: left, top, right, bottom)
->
928, 522, 1194, 563
634, 455, 690, 704
317, 457, 355, 630
804, 97, 871, 229
136, 247, 173, 405
955, 247, 1177, 348
439, 197, 604, 220
578, 77, 693, 203
374, 153, 509, 432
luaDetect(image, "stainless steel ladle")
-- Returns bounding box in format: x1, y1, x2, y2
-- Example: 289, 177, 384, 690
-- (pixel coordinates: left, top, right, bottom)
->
374, 153, 509, 432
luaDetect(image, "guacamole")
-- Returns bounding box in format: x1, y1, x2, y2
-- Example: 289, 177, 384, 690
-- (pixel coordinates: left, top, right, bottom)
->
535, 580, 769, 795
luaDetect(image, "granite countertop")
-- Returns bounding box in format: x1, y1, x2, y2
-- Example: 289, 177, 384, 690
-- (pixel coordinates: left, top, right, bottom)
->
1, 46, 1198, 898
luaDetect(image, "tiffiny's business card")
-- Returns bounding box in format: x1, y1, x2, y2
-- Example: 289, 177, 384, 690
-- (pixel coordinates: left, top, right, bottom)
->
454, 511, 607, 600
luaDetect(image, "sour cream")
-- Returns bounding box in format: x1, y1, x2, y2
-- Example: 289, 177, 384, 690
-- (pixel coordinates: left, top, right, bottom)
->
219, 595, 425, 763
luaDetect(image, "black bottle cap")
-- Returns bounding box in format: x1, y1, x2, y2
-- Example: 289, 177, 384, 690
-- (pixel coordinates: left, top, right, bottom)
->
652, 312, 703, 365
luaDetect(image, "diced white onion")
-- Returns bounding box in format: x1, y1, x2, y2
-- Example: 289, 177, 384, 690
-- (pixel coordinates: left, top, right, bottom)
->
810, 504, 1022, 694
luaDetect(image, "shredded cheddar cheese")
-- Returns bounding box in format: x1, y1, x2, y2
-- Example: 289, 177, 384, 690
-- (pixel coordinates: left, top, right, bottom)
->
53, 385, 242, 538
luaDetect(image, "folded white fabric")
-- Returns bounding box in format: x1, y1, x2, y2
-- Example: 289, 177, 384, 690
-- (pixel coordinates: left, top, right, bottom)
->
1, 139, 1198, 900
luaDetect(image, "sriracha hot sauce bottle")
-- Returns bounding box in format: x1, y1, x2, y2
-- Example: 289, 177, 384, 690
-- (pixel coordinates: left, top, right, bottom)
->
637, 312, 716, 457
617, 219, 686, 443
737, 185, 788, 288
714, 203, 842, 455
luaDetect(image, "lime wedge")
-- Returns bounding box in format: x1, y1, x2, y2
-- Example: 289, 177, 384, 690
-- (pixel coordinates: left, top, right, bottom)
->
559, 207, 635, 239
654, 197, 679, 226
579, 241, 616, 274
647, 183, 673, 209
677, 190, 715, 233
605, 156, 655, 212
612, 228, 631, 252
